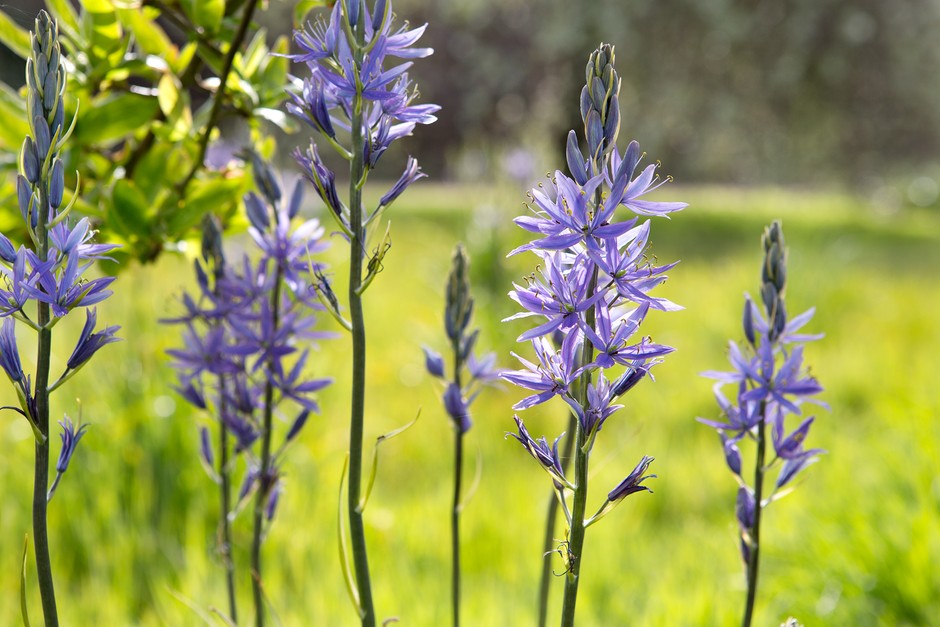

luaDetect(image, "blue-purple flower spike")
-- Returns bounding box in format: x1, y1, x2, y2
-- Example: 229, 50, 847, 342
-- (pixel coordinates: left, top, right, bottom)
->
164, 157, 334, 626
501, 43, 685, 625
699, 220, 826, 627
288, 2, 439, 623
2, 13, 119, 624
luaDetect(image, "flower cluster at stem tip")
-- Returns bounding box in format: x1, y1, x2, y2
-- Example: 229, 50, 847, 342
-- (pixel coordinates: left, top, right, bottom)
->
699, 220, 826, 562
1, 11, 120, 498
423, 245, 499, 433
288, 0, 440, 238
502, 43, 686, 515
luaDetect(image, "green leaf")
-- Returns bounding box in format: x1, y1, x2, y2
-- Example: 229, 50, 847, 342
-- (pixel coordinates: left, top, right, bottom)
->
254, 108, 299, 133
0, 82, 28, 150
165, 176, 245, 236
157, 74, 192, 141
111, 178, 152, 238
181, 0, 224, 35
0, 10, 31, 59
45, 0, 81, 36
79, 0, 124, 62
20, 535, 30, 627
116, 7, 175, 61
74, 92, 159, 146
294, 0, 329, 26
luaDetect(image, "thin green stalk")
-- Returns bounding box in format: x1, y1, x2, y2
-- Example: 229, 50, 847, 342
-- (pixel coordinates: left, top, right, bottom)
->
347, 11, 376, 625
217, 386, 237, 625
742, 400, 768, 627
251, 275, 283, 627
452, 428, 463, 627
451, 351, 464, 627
537, 410, 577, 627
33, 185, 58, 626
559, 265, 599, 627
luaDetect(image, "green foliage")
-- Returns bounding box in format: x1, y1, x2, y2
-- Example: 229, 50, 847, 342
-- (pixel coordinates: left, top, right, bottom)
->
0, 0, 293, 265
1, 185, 936, 624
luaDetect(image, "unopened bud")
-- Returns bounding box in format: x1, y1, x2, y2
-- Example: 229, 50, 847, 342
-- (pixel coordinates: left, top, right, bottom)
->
48, 158, 64, 208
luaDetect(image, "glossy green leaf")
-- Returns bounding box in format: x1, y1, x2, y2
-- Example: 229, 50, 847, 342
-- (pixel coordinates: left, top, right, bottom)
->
74, 92, 159, 146
0, 10, 31, 59
181, 0, 224, 35
45, 0, 81, 36
294, 0, 329, 25
0, 83, 29, 150
165, 175, 245, 235
254, 108, 299, 133
79, 0, 124, 62
111, 178, 152, 238
117, 7, 175, 61
157, 74, 192, 141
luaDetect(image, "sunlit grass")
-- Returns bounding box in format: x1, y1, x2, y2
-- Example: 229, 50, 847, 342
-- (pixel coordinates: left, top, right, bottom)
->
2, 184, 938, 625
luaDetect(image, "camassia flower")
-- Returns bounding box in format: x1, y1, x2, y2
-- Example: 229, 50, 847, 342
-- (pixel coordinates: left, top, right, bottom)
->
165, 159, 333, 524
698, 220, 826, 627
501, 43, 685, 624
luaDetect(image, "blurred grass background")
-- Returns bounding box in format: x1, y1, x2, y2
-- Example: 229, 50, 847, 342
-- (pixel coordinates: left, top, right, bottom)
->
1, 182, 938, 625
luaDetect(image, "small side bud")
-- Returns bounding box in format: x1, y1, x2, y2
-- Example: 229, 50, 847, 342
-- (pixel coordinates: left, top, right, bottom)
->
48, 158, 64, 208
372, 0, 387, 31
742, 296, 756, 346
565, 130, 588, 185
22, 137, 40, 184
245, 192, 271, 232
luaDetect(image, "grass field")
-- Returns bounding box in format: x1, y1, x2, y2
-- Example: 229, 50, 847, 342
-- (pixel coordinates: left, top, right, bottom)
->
1, 183, 938, 625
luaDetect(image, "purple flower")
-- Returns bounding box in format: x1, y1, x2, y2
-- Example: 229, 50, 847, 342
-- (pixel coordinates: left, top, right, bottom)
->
379, 157, 425, 207
500, 333, 583, 410
67, 308, 121, 370
563, 373, 622, 436
736, 486, 756, 563
607, 455, 656, 502
0, 318, 24, 384
199, 426, 214, 469
579, 299, 674, 369
55, 415, 89, 474
0, 249, 34, 315
607, 146, 688, 217
422, 345, 445, 378
507, 415, 569, 487
505, 251, 603, 341
444, 382, 471, 433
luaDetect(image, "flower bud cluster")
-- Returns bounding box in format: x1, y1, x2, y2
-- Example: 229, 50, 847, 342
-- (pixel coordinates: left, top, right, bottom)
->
502, 44, 686, 514
700, 220, 826, 562
424, 246, 498, 433
165, 163, 333, 522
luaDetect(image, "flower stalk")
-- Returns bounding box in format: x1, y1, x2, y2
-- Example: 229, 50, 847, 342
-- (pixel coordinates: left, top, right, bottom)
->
0, 12, 121, 625
424, 246, 498, 627
699, 221, 826, 627
289, 1, 439, 623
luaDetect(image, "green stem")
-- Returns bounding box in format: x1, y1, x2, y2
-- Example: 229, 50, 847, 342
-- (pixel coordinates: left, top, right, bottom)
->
451, 350, 464, 627
742, 400, 768, 627
452, 428, 463, 627
537, 410, 577, 627
218, 384, 237, 625
559, 264, 599, 627
251, 273, 283, 627
33, 184, 58, 626
347, 11, 375, 625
